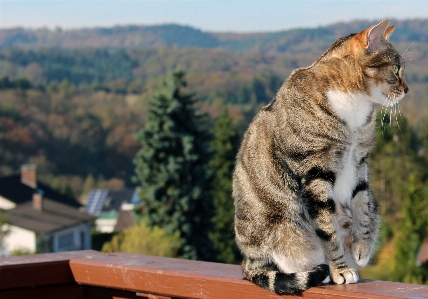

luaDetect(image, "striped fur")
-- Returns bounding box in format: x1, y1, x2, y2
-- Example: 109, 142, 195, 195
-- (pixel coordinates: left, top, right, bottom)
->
233, 20, 408, 294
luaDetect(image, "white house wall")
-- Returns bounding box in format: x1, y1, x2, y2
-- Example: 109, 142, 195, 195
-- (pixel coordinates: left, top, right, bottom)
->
0, 196, 16, 210
95, 218, 117, 233
1, 224, 36, 256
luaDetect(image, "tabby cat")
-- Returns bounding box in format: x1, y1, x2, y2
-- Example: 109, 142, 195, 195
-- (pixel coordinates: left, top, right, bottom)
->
233, 20, 408, 294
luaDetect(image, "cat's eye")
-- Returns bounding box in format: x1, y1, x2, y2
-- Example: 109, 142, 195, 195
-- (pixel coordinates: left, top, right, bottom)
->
393, 65, 400, 76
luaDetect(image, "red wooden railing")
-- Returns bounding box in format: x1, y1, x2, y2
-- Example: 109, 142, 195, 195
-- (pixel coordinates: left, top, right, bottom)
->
1, 250, 427, 299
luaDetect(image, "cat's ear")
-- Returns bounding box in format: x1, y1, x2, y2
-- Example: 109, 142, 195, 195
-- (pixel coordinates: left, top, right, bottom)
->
350, 20, 390, 55
384, 25, 395, 40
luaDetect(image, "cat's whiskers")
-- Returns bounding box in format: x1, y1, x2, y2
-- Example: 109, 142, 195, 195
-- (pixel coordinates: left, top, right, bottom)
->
380, 92, 395, 130
381, 93, 390, 128
390, 94, 395, 126
397, 102, 403, 130
392, 92, 403, 131
402, 43, 413, 66
380, 90, 402, 130
402, 43, 413, 58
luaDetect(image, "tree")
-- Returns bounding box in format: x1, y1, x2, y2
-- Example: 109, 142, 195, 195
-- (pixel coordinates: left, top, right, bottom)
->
391, 175, 428, 284
208, 108, 241, 264
0, 212, 9, 254
251, 77, 267, 104
133, 70, 214, 261
369, 113, 420, 220
237, 85, 250, 104
59, 79, 72, 97
102, 220, 181, 257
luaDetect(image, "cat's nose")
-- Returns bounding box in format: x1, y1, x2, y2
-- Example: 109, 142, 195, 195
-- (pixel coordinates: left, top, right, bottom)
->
404, 86, 409, 94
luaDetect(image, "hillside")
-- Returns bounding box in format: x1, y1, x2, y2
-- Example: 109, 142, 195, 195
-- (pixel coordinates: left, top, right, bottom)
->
0, 24, 219, 50
0, 18, 428, 198
1, 19, 428, 54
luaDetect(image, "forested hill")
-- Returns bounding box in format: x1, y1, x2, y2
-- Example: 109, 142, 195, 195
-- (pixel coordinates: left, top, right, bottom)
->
1, 19, 428, 54
1, 18, 428, 200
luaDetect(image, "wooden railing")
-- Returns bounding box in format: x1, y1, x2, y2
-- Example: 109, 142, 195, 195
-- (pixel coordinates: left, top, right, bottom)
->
1, 250, 427, 299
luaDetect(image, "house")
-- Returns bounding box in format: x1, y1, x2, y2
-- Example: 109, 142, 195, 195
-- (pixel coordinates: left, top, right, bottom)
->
85, 189, 138, 233
1, 192, 94, 256
0, 164, 81, 210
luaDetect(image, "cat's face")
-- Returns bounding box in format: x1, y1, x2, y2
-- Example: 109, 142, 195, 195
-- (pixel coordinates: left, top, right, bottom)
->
350, 20, 409, 106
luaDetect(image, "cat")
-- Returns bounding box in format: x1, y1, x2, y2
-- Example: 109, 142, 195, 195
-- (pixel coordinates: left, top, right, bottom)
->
233, 20, 409, 294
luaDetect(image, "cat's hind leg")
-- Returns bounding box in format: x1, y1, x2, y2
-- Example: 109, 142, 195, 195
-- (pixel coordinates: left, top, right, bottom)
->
242, 257, 329, 294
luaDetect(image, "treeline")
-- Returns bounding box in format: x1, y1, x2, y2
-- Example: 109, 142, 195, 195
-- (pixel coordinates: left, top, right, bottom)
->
0, 70, 271, 198
2, 19, 428, 53
1, 44, 428, 125
0, 80, 144, 196
0, 76, 32, 90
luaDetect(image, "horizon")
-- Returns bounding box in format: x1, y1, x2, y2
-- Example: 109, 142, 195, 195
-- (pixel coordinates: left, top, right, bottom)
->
1, 17, 427, 34
0, 0, 427, 33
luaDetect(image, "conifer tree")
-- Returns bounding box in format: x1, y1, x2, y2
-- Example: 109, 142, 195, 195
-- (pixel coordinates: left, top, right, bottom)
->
391, 175, 428, 284
133, 70, 213, 261
208, 108, 241, 264
0, 212, 9, 253
369, 113, 420, 219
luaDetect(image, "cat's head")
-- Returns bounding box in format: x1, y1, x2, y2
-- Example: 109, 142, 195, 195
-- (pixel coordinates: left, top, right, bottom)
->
323, 20, 409, 107
349, 20, 408, 106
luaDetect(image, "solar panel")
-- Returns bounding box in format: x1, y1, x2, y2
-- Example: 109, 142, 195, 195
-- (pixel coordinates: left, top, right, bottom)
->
85, 190, 108, 216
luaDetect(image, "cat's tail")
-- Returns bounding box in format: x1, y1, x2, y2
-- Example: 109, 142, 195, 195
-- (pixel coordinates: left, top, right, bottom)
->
242, 258, 329, 294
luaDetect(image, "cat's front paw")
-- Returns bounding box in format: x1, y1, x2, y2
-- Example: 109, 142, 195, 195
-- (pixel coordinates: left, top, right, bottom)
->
352, 243, 371, 267
331, 268, 359, 284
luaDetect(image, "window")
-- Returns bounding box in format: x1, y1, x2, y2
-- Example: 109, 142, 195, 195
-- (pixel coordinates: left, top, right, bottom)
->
57, 232, 75, 251
80, 231, 85, 250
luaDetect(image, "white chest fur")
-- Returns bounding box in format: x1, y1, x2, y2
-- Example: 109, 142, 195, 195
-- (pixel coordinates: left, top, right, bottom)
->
326, 90, 374, 130
327, 90, 373, 204
333, 141, 358, 204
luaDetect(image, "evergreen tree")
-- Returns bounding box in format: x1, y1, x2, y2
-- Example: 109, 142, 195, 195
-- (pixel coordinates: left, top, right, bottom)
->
251, 77, 267, 104
369, 113, 420, 220
133, 70, 213, 261
208, 108, 241, 264
391, 175, 428, 284
237, 85, 250, 104
62, 184, 76, 199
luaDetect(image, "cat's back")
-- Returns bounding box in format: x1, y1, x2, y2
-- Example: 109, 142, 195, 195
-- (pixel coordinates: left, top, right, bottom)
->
236, 62, 344, 162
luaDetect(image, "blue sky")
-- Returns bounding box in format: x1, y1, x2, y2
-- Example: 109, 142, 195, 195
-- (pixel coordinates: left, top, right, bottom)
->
0, 0, 427, 32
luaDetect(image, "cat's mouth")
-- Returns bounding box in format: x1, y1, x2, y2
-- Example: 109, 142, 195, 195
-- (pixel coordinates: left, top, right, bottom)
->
381, 91, 389, 98
373, 85, 405, 107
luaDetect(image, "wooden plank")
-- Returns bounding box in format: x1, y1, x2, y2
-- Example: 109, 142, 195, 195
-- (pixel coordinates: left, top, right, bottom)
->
0, 250, 100, 290
0, 284, 84, 299
69, 252, 428, 299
